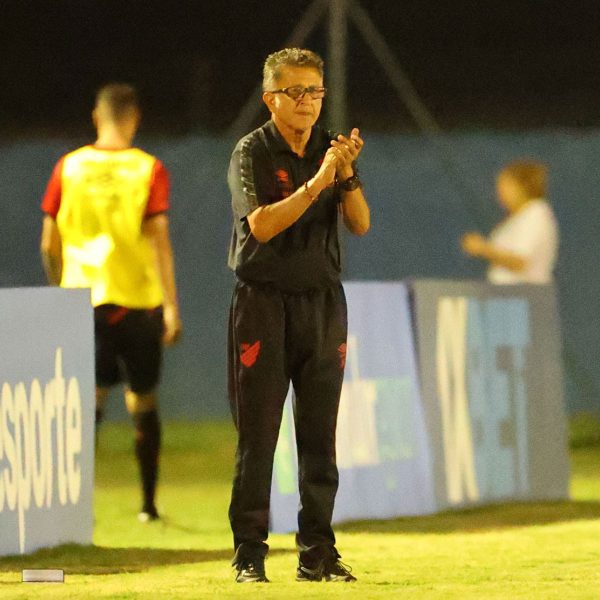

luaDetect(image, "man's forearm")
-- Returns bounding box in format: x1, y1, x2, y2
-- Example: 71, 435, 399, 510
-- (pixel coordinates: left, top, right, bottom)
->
143, 215, 180, 312
41, 251, 62, 285
143, 215, 182, 345
341, 188, 370, 236
248, 147, 338, 243
40, 215, 63, 285
155, 240, 179, 311
248, 184, 316, 243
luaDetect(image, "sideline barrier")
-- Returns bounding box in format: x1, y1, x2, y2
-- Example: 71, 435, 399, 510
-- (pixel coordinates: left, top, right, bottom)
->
0, 288, 95, 556
270, 280, 569, 532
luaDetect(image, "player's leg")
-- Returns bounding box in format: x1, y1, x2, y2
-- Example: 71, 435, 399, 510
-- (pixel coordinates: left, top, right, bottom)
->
116, 307, 164, 520
94, 305, 122, 446
95, 387, 110, 449
289, 284, 355, 581
228, 282, 290, 582
125, 389, 161, 521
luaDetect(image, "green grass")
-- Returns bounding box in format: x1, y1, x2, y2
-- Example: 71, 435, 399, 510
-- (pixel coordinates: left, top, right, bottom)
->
2, 421, 600, 598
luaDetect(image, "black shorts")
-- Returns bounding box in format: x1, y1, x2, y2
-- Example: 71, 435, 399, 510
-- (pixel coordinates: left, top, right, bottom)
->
94, 304, 164, 394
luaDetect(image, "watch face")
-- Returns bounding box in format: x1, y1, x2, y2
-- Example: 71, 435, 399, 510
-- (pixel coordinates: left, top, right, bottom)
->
344, 176, 361, 191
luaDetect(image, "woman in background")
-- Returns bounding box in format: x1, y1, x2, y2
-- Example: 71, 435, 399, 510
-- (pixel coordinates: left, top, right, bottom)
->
461, 160, 559, 284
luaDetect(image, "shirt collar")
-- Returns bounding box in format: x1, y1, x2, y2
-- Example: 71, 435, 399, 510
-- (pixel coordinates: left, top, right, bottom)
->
264, 119, 325, 159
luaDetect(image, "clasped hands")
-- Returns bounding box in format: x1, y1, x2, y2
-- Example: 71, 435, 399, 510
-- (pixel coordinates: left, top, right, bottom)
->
314, 128, 364, 190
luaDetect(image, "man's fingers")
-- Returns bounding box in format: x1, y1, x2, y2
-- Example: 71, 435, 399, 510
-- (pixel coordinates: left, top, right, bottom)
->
164, 328, 182, 347
330, 147, 345, 162
339, 129, 364, 150
324, 147, 339, 164
350, 135, 363, 151
162, 315, 182, 347
331, 140, 350, 153
331, 147, 352, 165
335, 135, 354, 148
331, 139, 356, 161
333, 136, 362, 158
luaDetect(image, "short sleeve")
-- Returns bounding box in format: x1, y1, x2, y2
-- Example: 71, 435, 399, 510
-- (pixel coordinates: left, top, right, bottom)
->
227, 138, 274, 221
145, 159, 170, 218
509, 203, 557, 259
41, 157, 65, 219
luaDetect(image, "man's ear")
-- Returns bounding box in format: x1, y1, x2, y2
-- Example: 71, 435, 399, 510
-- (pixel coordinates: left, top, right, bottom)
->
133, 108, 142, 128
262, 92, 274, 111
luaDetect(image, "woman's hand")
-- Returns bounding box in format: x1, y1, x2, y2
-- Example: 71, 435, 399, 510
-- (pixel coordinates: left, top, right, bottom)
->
461, 232, 487, 257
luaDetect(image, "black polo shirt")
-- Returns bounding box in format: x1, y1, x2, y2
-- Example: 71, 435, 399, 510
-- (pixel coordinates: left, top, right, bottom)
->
228, 120, 342, 292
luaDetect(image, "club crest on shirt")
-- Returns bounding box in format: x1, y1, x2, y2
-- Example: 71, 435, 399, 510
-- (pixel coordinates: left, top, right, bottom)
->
240, 341, 261, 367
275, 168, 293, 198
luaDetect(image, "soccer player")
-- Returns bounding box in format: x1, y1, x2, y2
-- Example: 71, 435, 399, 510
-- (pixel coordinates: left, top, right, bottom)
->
40, 83, 182, 522
227, 48, 370, 583
462, 160, 559, 284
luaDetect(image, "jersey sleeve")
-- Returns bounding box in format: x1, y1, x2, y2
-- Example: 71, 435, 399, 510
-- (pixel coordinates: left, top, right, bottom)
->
145, 159, 170, 218
41, 157, 65, 219
508, 203, 556, 259
228, 138, 274, 221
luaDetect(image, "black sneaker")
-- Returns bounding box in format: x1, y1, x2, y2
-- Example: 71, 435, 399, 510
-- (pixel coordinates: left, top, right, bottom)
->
235, 557, 269, 583
297, 555, 357, 582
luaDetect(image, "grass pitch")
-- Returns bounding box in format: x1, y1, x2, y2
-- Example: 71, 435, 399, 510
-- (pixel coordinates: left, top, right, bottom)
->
1, 420, 600, 599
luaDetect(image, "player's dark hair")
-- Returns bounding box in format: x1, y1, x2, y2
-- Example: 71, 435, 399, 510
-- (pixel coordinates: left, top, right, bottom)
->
500, 160, 548, 199
95, 83, 140, 121
263, 48, 324, 91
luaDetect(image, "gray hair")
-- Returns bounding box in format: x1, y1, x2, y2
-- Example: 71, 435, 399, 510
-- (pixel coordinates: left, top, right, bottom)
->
263, 48, 324, 91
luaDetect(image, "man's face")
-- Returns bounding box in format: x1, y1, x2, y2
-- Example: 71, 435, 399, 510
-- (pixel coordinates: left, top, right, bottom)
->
263, 65, 324, 132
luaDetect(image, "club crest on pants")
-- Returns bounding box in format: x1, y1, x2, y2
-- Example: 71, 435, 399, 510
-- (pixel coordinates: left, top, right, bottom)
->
240, 341, 261, 367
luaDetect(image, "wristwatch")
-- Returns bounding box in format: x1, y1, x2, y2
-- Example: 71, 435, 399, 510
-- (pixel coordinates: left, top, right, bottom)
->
341, 174, 362, 192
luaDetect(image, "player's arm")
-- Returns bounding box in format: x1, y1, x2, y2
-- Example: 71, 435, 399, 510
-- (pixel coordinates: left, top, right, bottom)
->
247, 149, 339, 242
40, 215, 63, 285
229, 140, 338, 243
461, 232, 526, 272
143, 161, 181, 345
40, 158, 65, 285
339, 184, 370, 237
142, 214, 182, 346
330, 128, 370, 236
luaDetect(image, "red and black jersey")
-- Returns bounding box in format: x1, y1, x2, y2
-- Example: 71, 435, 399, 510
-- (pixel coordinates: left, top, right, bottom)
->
228, 120, 342, 293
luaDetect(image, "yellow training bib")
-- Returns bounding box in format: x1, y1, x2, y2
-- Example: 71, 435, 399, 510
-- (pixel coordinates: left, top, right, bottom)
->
56, 146, 164, 308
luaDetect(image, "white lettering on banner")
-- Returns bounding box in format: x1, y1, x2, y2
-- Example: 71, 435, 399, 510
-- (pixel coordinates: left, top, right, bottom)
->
336, 335, 380, 469
436, 297, 480, 504
0, 348, 83, 554
29, 380, 45, 509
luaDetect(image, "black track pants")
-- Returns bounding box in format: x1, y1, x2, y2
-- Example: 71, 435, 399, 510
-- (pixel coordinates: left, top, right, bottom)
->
228, 280, 348, 561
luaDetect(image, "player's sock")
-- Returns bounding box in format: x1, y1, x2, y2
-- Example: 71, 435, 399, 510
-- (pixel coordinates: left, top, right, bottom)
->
133, 410, 161, 515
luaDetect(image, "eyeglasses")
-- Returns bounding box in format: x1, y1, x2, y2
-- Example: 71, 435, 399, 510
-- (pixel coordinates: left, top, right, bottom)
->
268, 86, 327, 101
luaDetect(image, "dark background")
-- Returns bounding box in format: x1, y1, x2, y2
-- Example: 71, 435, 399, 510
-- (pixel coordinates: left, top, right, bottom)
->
1, 1, 599, 417
1, 0, 599, 137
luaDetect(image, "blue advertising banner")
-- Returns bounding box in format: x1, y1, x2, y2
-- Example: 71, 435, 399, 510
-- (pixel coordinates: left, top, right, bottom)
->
270, 280, 569, 533
0, 288, 95, 556
270, 282, 435, 533
411, 280, 569, 510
